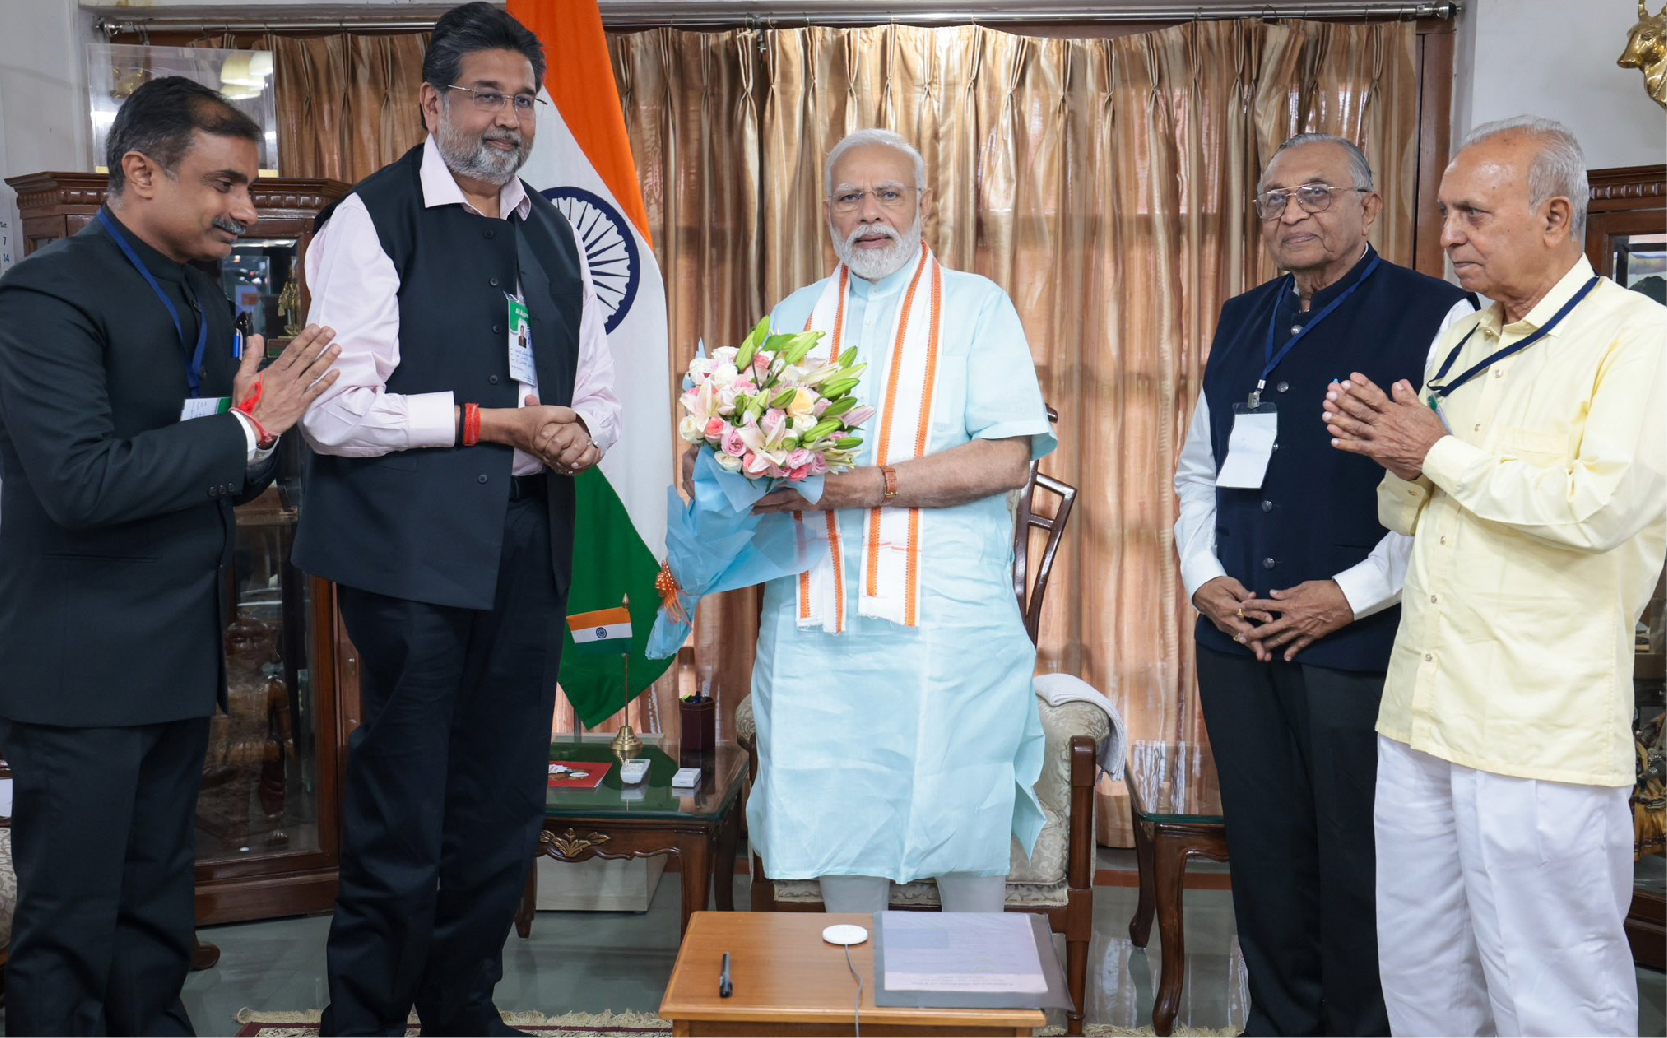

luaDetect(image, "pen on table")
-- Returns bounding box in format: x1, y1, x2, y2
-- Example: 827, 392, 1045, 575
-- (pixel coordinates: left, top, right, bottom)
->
718, 951, 733, 997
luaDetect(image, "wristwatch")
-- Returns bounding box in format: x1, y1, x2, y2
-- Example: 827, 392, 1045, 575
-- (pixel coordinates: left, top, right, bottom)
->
880, 464, 899, 502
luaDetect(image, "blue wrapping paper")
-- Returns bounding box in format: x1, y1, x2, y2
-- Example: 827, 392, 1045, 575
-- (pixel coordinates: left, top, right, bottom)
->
645, 450, 825, 659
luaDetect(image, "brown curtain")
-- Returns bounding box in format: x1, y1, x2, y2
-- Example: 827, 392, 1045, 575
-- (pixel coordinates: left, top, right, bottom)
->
190, 32, 430, 181
603, 19, 1420, 845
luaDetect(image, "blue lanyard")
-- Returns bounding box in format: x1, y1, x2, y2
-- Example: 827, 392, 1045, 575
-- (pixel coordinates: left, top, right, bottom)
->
1426, 276, 1601, 401
97, 209, 209, 397
1251, 254, 1382, 408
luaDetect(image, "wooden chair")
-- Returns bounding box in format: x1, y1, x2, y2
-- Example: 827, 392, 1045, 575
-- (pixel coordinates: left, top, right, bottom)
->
735, 409, 1105, 1036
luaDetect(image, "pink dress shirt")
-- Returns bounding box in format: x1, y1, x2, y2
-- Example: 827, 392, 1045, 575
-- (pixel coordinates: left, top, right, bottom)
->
301, 137, 621, 475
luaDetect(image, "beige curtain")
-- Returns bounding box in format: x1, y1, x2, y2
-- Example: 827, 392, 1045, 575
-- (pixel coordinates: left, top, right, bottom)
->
604, 19, 1420, 845
190, 33, 431, 181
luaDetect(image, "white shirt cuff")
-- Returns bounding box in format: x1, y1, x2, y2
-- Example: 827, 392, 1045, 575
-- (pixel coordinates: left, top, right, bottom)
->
232, 410, 276, 470
1333, 562, 1391, 620
408, 392, 460, 449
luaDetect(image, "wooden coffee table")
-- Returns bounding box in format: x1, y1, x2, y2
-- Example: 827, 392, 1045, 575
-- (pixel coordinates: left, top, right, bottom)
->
515, 741, 745, 938
660, 912, 1047, 1037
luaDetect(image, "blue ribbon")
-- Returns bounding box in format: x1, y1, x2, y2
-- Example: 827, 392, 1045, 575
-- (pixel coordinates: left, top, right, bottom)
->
97, 209, 210, 398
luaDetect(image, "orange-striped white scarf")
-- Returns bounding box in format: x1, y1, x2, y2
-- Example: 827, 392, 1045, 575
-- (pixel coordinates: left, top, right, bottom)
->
795, 248, 944, 633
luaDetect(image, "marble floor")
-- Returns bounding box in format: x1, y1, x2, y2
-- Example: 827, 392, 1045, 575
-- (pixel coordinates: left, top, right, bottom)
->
3, 859, 1663, 1036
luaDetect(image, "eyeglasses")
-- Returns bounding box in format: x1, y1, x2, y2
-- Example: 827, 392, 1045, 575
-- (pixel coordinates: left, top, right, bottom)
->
829, 187, 918, 214
445, 84, 546, 117
1254, 183, 1370, 220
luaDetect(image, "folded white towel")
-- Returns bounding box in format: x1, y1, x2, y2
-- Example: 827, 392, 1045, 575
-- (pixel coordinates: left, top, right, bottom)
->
1033, 673, 1127, 779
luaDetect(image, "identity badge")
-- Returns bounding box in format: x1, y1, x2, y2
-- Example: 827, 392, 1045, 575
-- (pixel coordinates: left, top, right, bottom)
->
180, 396, 231, 422
1217, 401, 1279, 489
507, 297, 537, 386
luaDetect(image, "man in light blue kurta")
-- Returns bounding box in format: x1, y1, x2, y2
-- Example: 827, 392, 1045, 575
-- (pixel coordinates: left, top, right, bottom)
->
745, 129, 1056, 915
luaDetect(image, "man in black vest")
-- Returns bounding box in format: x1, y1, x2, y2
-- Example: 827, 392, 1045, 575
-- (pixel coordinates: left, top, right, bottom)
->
1172, 134, 1471, 1036
293, 5, 620, 1034
0, 77, 340, 1035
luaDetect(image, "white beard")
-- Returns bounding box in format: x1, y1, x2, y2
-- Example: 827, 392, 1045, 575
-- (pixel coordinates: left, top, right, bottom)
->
435, 105, 528, 187
833, 217, 922, 281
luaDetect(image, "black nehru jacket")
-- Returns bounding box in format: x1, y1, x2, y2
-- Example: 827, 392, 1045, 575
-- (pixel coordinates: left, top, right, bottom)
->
1198, 247, 1467, 672
292, 145, 583, 609
0, 212, 267, 726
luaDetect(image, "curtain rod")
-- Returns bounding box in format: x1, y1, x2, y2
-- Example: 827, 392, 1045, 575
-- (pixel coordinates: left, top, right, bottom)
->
94, 1, 1460, 35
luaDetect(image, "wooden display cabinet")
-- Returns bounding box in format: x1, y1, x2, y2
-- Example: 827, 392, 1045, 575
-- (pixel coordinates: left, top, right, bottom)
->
6, 171, 361, 925
1586, 164, 1667, 971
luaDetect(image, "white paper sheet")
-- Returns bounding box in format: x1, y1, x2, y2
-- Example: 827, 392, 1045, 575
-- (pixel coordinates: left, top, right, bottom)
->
880, 912, 1048, 994
1216, 410, 1278, 489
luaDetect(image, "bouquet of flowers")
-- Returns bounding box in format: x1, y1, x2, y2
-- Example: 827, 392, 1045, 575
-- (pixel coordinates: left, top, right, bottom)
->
647, 317, 876, 658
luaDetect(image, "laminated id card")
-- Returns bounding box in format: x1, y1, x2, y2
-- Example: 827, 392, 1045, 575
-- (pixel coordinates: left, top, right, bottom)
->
180, 396, 231, 421
1217, 402, 1278, 490
507, 297, 537, 386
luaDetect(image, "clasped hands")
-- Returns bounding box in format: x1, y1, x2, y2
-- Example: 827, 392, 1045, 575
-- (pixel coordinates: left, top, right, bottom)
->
1323, 371, 1448, 482
1193, 576, 1354, 663
500, 395, 599, 475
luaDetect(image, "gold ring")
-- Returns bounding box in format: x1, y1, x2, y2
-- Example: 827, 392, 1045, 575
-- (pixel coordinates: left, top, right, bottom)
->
1236, 608, 1244, 620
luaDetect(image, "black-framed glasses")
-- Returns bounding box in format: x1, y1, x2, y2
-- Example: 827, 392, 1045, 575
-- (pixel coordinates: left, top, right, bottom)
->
445, 84, 546, 116
1254, 183, 1370, 220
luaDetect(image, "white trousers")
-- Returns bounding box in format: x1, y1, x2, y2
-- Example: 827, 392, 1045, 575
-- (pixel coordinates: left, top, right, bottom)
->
1374, 736, 1637, 1037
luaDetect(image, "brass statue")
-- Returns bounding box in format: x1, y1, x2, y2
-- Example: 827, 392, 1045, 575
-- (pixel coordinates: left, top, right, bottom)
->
1619, 0, 1667, 110
277, 275, 302, 337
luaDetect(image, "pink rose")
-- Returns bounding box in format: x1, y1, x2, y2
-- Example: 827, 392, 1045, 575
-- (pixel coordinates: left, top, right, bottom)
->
721, 427, 747, 457
787, 464, 811, 481
704, 417, 727, 443
809, 453, 829, 475
753, 354, 770, 376
742, 451, 774, 477
785, 448, 812, 469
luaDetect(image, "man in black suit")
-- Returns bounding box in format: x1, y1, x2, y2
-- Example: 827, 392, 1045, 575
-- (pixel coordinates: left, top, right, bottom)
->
0, 77, 340, 1035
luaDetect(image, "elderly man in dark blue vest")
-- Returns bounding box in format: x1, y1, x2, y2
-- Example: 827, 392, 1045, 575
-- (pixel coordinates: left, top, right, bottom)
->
292, 4, 621, 1034
1173, 134, 1471, 1036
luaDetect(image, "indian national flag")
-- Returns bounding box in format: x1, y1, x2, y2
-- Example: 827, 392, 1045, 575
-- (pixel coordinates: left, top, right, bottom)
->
509, 0, 673, 726
566, 606, 634, 657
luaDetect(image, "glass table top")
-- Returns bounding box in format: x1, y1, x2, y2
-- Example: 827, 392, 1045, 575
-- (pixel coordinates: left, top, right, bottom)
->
543, 740, 746, 822
1126, 740, 1224, 824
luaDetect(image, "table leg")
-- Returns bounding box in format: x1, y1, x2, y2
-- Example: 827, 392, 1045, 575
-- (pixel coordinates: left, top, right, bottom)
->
515, 853, 538, 939
678, 834, 712, 936
713, 804, 740, 912
1151, 832, 1189, 1038
1129, 815, 1156, 948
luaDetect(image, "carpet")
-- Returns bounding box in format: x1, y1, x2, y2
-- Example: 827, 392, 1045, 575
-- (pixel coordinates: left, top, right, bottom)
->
233, 1009, 1239, 1037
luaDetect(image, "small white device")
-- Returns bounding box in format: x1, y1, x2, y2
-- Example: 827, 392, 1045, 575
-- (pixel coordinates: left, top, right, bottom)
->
671, 766, 701, 788
821, 924, 869, 946
620, 759, 650, 785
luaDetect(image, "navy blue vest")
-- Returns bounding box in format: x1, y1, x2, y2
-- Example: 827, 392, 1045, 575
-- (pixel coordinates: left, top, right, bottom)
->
294, 146, 583, 609
1197, 249, 1466, 672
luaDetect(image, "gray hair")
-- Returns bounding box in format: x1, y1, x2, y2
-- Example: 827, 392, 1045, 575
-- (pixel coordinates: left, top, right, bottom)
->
825, 129, 927, 195
1258, 133, 1375, 193
1458, 115, 1589, 236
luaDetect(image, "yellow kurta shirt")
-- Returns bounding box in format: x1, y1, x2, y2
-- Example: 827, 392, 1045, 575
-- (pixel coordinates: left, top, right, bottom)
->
1376, 256, 1667, 788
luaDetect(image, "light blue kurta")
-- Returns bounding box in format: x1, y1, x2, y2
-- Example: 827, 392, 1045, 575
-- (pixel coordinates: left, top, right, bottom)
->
746, 251, 1058, 882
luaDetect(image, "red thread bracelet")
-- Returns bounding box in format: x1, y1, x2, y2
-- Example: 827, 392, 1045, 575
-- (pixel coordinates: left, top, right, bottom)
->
462, 403, 482, 447
233, 379, 278, 449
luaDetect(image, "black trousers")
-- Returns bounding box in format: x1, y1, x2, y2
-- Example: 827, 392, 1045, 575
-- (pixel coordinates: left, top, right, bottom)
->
321, 497, 565, 1037
1195, 645, 1390, 1038
0, 715, 210, 1037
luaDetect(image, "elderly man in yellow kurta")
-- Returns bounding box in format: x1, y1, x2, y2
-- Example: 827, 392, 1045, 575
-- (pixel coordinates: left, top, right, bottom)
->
740, 128, 1056, 915
1325, 115, 1667, 1037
